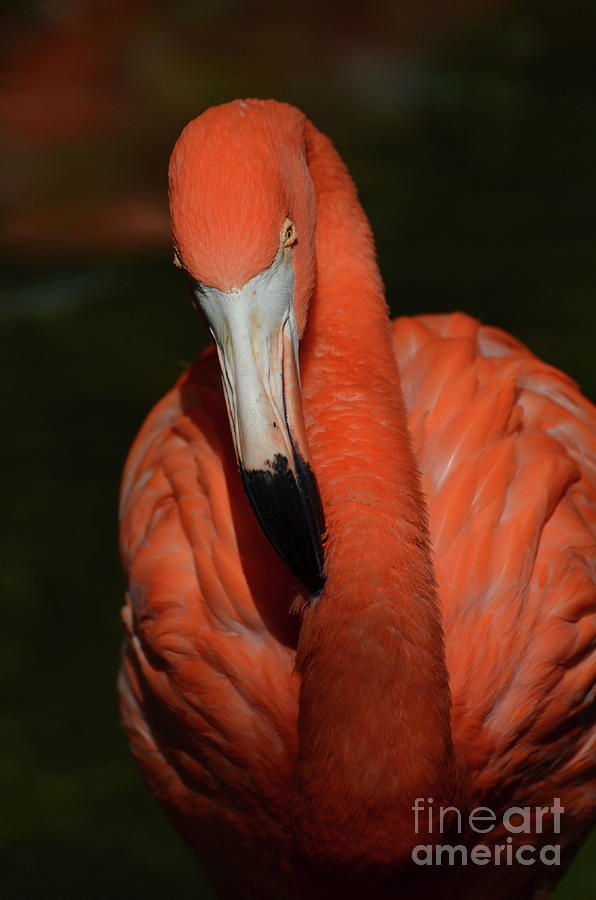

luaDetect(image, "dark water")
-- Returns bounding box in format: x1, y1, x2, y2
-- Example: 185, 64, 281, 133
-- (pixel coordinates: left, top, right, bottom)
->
2, 1, 596, 897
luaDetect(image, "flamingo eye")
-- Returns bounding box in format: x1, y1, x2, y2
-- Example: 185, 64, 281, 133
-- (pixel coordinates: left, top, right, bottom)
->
281, 219, 296, 248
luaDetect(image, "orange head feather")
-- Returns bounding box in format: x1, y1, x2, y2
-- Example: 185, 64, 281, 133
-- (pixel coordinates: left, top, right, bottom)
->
168, 98, 317, 335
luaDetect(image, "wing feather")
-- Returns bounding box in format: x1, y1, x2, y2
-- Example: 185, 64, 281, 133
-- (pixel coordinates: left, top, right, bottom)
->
121, 313, 596, 864
393, 313, 596, 835
119, 351, 300, 853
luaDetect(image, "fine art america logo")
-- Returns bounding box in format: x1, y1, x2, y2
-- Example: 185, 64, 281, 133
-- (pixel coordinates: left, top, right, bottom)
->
411, 798, 564, 866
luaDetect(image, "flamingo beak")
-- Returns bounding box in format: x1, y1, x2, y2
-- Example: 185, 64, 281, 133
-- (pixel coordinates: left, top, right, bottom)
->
191, 251, 326, 598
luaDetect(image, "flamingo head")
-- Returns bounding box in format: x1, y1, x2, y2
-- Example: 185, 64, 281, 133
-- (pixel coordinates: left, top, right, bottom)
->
168, 99, 325, 599
169, 98, 317, 334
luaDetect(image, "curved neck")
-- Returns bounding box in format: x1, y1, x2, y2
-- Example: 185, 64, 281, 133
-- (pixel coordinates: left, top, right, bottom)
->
295, 122, 455, 869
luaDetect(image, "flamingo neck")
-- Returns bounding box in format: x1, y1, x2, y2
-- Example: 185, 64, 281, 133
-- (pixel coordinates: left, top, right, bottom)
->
295, 122, 454, 869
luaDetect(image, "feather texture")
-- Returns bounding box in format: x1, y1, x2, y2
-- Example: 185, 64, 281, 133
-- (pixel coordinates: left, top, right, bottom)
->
120, 312, 596, 897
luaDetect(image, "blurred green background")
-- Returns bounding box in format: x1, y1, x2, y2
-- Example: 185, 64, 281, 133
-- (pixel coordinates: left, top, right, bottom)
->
2, 0, 596, 896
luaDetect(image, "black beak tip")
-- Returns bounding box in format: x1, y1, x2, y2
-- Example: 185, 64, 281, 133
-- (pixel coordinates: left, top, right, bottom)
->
240, 452, 326, 597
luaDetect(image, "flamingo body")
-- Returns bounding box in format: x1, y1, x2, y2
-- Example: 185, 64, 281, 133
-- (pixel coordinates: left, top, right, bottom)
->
119, 100, 596, 899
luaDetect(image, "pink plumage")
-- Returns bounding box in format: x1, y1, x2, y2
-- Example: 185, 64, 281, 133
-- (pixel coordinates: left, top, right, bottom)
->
119, 100, 596, 898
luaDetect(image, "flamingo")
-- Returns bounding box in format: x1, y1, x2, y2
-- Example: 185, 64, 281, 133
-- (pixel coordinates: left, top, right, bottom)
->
118, 99, 596, 899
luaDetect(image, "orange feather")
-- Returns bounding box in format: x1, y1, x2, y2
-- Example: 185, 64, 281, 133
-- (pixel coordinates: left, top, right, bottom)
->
119, 100, 596, 899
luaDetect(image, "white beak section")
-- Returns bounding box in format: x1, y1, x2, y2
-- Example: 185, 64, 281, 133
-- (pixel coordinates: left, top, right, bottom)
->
196, 252, 301, 472
192, 251, 325, 597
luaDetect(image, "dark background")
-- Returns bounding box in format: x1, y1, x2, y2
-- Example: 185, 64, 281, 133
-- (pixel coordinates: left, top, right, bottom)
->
2, 0, 595, 896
